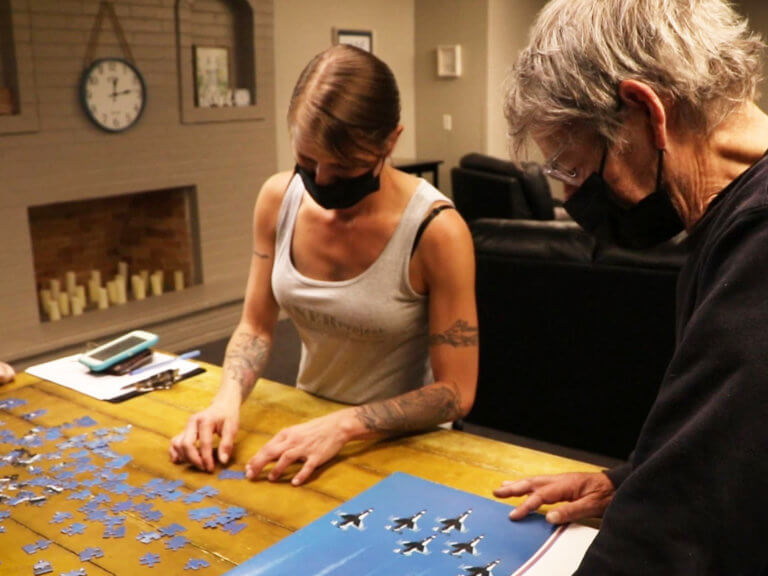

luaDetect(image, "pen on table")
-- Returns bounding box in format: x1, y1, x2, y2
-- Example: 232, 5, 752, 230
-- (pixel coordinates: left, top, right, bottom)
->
130, 350, 201, 376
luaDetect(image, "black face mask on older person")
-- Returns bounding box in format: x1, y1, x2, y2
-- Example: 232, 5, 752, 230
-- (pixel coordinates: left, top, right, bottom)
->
564, 149, 684, 249
296, 163, 381, 211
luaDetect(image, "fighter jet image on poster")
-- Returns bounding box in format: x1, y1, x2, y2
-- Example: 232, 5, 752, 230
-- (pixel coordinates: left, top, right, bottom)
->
330, 508, 373, 531
457, 559, 501, 576
434, 509, 472, 534
386, 509, 427, 533
394, 534, 437, 556
444, 534, 485, 556
224, 472, 597, 576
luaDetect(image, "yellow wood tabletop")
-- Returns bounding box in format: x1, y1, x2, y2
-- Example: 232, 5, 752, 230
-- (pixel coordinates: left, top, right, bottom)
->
0, 362, 601, 575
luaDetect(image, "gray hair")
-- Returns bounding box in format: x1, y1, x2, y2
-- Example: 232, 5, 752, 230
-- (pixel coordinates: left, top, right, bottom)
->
505, 0, 765, 152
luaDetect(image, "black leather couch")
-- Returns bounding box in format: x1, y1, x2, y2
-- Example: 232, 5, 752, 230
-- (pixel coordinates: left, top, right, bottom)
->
452, 153, 556, 221
458, 185, 686, 459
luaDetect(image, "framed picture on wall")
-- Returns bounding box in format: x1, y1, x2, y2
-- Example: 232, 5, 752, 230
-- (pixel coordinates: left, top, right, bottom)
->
437, 44, 462, 78
193, 45, 232, 108
332, 28, 373, 53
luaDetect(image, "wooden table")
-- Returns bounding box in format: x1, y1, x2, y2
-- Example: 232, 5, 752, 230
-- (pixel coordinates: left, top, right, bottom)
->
0, 363, 600, 575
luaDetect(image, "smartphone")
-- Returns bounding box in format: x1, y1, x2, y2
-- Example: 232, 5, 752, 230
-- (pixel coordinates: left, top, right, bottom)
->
78, 330, 159, 372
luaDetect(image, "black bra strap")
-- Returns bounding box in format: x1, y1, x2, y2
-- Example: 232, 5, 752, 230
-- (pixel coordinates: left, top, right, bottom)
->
411, 204, 456, 256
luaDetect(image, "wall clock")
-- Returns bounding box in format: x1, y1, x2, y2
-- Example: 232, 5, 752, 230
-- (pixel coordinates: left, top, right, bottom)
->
80, 57, 146, 133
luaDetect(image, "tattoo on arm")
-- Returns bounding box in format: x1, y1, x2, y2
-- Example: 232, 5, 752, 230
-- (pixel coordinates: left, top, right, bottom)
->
223, 331, 271, 400
354, 381, 463, 435
253, 250, 270, 260
429, 319, 479, 347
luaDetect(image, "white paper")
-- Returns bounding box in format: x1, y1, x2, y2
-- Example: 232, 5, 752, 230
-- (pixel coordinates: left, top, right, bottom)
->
512, 523, 598, 576
26, 352, 201, 401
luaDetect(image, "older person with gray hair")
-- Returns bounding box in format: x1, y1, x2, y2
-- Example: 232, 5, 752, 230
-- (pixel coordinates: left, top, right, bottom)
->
494, 0, 768, 573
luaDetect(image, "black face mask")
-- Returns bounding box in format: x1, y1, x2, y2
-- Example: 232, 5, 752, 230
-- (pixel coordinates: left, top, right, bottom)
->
295, 162, 381, 210
564, 150, 684, 249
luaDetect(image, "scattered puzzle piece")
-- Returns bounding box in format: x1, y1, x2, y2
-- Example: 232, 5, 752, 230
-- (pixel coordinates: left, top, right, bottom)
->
79, 547, 104, 562
184, 558, 210, 570
32, 559, 53, 575
61, 569, 87, 576
166, 535, 189, 551
159, 523, 187, 537
139, 552, 161, 568
61, 522, 87, 536
137, 531, 162, 544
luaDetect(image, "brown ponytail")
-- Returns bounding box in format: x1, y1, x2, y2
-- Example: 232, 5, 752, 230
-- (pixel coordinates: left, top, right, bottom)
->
288, 44, 401, 161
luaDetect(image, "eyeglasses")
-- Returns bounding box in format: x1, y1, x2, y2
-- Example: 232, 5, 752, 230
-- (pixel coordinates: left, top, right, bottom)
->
542, 145, 581, 187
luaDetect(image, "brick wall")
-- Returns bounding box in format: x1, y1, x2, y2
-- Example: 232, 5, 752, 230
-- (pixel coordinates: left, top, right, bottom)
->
28, 186, 198, 297
0, 0, 276, 362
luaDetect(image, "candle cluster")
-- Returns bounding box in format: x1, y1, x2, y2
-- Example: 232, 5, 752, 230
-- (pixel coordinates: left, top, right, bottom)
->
38, 262, 186, 322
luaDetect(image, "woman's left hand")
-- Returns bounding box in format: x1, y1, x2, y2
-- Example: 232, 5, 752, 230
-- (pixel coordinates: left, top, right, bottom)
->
245, 410, 354, 486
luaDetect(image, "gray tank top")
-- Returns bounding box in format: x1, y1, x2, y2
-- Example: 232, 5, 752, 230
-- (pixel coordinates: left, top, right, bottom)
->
271, 173, 452, 404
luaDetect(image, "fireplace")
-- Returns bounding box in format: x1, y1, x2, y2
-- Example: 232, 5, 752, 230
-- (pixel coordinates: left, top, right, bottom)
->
28, 186, 202, 323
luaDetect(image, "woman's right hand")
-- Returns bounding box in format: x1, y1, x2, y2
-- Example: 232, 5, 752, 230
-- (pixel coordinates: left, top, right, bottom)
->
169, 395, 240, 472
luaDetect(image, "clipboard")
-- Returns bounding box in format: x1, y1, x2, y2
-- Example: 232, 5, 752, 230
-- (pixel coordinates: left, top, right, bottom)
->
26, 352, 205, 402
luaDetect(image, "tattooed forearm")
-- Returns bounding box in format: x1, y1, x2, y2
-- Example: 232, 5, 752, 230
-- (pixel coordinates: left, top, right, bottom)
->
354, 381, 463, 435
223, 330, 271, 401
253, 250, 270, 259
429, 319, 479, 347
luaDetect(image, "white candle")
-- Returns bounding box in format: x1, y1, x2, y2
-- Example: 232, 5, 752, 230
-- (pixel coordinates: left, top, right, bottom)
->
174, 270, 185, 291
107, 281, 117, 304
150, 273, 163, 296
58, 293, 70, 317
50, 279, 60, 301
39, 289, 52, 314
118, 261, 128, 280
131, 274, 146, 300
72, 298, 83, 316
76, 285, 86, 308
98, 287, 109, 310
65, 271, 77, 297
48, 300, 61, 322
115, 279, 127, 305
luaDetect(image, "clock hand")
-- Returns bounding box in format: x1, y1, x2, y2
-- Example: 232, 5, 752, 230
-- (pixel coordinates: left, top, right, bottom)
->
114, 89, 133, 96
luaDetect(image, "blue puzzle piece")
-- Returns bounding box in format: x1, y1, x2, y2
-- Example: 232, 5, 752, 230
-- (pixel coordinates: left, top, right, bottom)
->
105, 455, 132, 469
218, 470, 246, 480
189, 507, 220, 521
182, 492, 206, 504
165, 535, 189, 551
73, 416, 98, 427
79, 547, 104, 562
197, 486, 218, 497
142, 510, 163, 522
32, 559, 53, 575
139, 552, 161, 568
103, 525, 126, 539
184, 558, 210, 570
23, 543, 40, 555
61, 522, 87, 536
0, 398, 27, 410
50, 512, 72, 524
67, 489, 91, 501
35, 539, 52, 550
61, 569, 86, 576
137, 531, 163, 544
21, 410, 47, 421
0, 510, 11, 520
221, 521, 247, 536
159, 523, 187, 537
111, 499, 133, 513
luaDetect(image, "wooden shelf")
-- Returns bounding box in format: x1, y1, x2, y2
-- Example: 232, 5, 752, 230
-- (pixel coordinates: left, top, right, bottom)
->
176, 0, 266, 125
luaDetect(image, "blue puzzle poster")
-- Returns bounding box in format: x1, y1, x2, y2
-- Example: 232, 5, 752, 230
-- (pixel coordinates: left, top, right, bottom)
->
225, 472, 596, 576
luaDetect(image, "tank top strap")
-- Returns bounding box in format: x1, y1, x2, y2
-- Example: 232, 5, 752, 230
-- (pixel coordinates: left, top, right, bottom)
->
274, 172, 304, 262
386, 181, 452, 257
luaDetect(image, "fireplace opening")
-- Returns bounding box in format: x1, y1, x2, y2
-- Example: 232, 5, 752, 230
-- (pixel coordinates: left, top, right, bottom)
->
28, 186, 202, 322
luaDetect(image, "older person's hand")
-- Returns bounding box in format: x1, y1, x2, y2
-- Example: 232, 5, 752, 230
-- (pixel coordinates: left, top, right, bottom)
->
0, 362, 15, 384
494, 472, 615, 524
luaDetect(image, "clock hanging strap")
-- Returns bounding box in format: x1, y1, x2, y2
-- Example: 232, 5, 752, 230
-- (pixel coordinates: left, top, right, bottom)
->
83, 1, 135, 69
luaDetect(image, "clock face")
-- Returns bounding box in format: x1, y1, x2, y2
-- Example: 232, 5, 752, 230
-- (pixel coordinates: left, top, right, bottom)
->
81, 58, 146, 132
